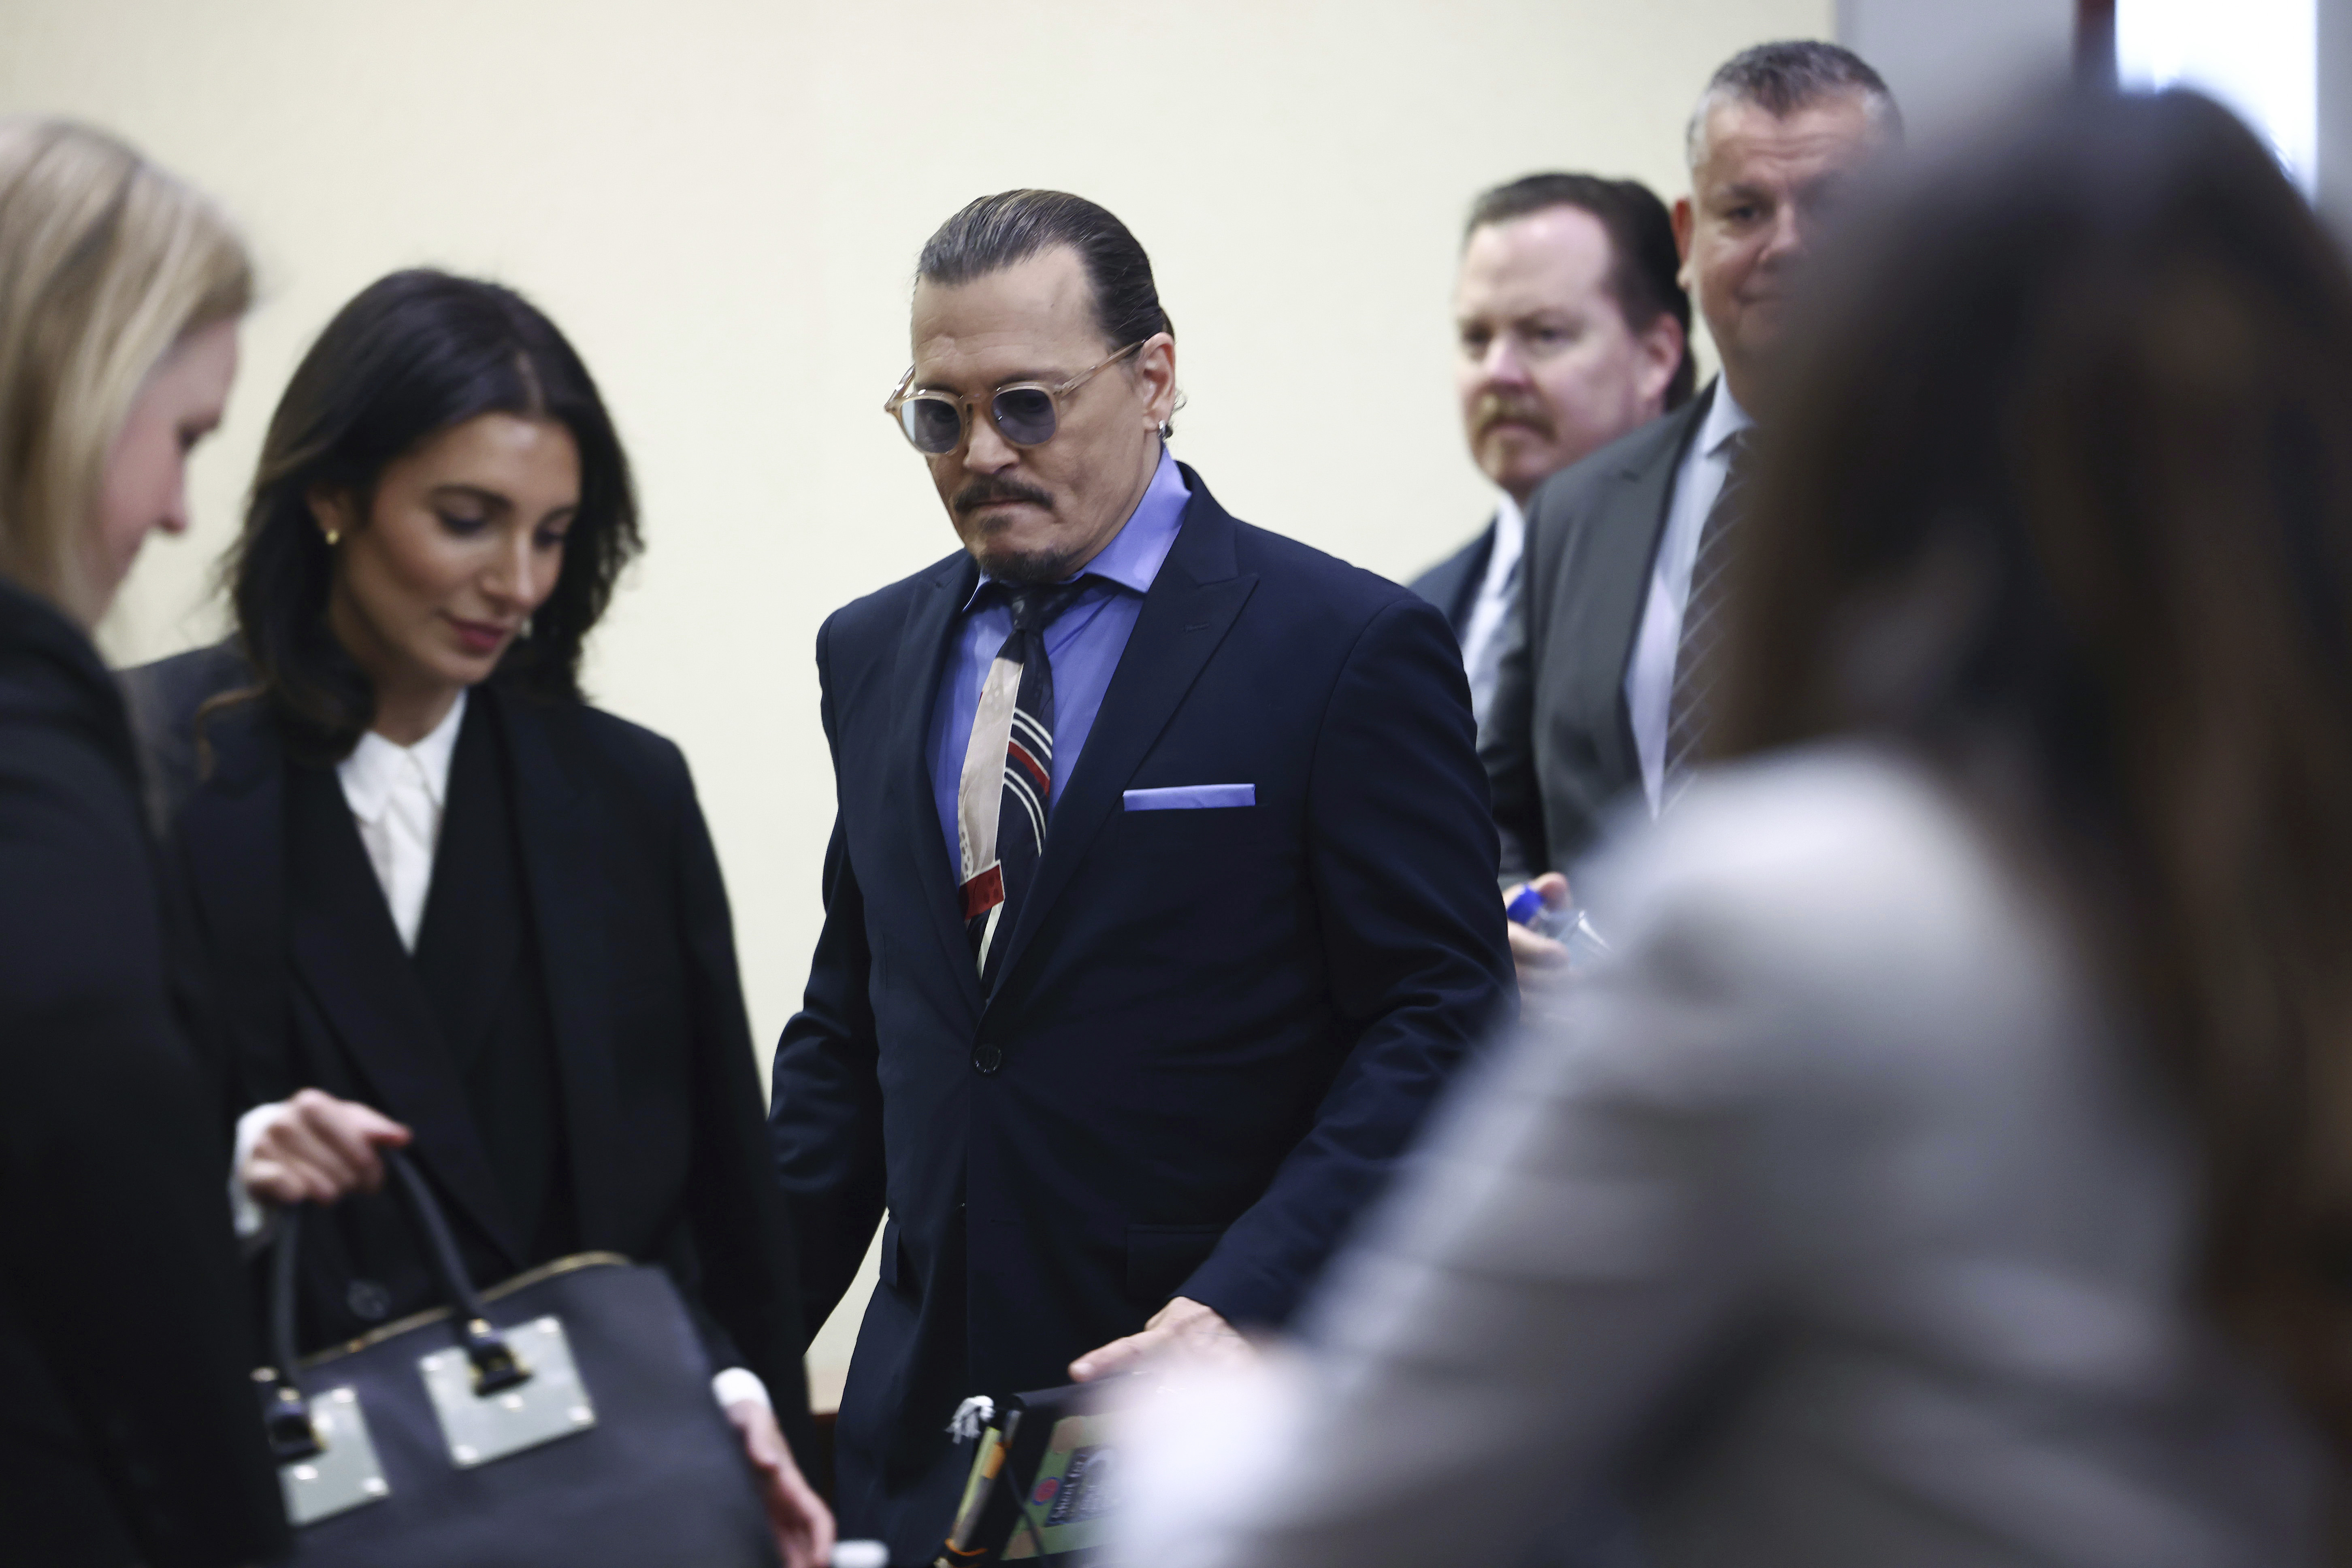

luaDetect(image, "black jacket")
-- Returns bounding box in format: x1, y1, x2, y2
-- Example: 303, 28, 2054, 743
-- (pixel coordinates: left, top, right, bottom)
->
124, 643, 814, 1458
1481, 390, 1711, 879
0, 584, 287, 1568
1406, 514, 1497, 639
771, 468, 1515, 1561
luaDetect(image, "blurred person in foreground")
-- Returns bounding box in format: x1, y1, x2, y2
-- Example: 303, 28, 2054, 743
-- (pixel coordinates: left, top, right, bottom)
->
1409, 173, 1691, 725
1121, 87, 2345, 1568
1483, 41, 1897, 977
0, 119, 289, 1566
768, 189, 1513, 1564
124, 270, 832, 1566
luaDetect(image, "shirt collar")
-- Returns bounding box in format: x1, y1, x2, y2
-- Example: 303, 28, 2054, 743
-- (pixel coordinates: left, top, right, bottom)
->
1491, 491, 1526, 558
1699, 377, 1755, 460
961, 445, 1189, 611
337, 687, 469, 824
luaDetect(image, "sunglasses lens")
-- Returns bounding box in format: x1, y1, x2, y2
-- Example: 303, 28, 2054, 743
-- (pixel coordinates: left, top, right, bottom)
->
992, 387, 1057, 446
901, 397, 963, 454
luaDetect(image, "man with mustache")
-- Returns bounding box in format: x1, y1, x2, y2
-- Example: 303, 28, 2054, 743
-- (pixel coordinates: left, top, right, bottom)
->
1411, 173, 1691, 727
768, 189, 1514, 1564
1483, 41, 1900, 976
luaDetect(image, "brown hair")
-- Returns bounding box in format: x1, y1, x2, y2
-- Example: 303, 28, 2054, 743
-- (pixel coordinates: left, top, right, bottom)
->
0, 119, 250, 620
1717, 87, 2352, 1442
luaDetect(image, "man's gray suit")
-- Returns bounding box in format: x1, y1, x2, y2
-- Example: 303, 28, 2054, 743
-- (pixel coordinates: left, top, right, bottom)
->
1480, 389, 1712, 882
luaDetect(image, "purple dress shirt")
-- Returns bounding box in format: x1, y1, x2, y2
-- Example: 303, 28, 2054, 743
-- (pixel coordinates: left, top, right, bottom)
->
926, 447, 1190, 877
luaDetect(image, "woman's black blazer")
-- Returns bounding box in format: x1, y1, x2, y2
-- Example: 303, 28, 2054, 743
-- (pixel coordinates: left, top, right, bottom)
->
124, 642, 813, 1453
0, 588, 287, 1568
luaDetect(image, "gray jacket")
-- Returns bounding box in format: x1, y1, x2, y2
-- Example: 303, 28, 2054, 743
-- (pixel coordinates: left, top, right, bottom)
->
1131, 744, 2323, 1568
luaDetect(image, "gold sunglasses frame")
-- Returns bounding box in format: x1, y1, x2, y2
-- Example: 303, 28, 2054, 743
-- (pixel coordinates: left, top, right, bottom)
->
882, 339, 1148, 454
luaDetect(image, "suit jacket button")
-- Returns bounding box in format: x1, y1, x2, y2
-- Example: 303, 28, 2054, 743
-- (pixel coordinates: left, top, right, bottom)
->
973, 1044, 1003, 1075
347, 1279, 392, 1322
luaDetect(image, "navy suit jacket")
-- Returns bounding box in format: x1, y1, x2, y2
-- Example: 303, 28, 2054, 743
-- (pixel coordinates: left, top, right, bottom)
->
769, 465, 1515, 1560
1407, 515, 1497, 639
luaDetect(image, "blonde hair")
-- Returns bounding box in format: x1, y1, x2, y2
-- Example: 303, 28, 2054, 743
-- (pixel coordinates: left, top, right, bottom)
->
0, 118, 250, 615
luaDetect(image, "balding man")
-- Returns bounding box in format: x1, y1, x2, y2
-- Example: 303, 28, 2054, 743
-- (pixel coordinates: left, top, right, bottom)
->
1481, 40, 1900, 971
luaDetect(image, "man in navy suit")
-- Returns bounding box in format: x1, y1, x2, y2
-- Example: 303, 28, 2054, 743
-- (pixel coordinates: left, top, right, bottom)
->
1410, 173, 1693, 726
769, 189, 1515, 1563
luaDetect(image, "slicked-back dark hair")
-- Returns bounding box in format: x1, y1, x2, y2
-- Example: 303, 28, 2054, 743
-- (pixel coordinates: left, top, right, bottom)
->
1689, 40, 1901, 164
219, 269, 639, 765
917, 190, 1174, 428
1465, 173, 1695, 409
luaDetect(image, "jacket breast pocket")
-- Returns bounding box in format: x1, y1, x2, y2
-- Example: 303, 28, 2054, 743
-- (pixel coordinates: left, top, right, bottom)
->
1125, 1223, 1225, 1307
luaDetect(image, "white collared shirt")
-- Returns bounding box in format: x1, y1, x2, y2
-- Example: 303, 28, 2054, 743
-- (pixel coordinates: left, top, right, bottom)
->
1625, 383, 1753, 813
1456, 493, 1527, 728
337, 690, 468, 952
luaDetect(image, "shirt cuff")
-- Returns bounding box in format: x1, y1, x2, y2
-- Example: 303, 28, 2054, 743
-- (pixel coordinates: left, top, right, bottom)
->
712, 1367, 771, 1411
229, 1101, 290, 1247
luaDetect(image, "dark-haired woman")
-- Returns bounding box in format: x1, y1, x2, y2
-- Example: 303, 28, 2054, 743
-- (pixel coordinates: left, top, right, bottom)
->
126, 268, 833, 1566
1124, 88, 2341, 1568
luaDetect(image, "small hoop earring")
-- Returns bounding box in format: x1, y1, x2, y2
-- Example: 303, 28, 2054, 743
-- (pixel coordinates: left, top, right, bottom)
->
1158, 420, 1173, 441
323, 528, 341, 547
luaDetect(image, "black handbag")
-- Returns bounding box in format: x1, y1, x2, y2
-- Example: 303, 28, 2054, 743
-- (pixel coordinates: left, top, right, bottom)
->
254, 1150, 780, 1567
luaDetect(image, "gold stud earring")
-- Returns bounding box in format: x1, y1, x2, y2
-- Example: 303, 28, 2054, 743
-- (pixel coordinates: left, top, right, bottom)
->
324, 528, 341, 547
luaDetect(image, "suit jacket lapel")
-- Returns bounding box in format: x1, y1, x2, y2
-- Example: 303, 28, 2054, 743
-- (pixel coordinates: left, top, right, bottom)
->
1580, 389, 1712, 783
984, 468, 1257, 1004
890, 552, 986, 1021
282, 759, 523, 1267
494, 688, 627, 1249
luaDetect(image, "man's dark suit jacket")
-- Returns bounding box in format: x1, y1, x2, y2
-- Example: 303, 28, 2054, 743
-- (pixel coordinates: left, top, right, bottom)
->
124, 647, 814, 1459
1406, 514, 1496, 638
0, 584, 287, 1568
1481, 389, 1712, 882
770, 464, 1515, 1562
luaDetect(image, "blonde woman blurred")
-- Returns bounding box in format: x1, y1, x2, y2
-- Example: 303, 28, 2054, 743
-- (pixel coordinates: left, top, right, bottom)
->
0, 119, 287, 1566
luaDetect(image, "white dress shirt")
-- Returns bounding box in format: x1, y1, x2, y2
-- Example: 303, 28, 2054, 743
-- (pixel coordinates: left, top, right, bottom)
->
1456, 493, 1526, 728
228, 689, 767, 1411
337, 690, 467, 951
1624, 382, 1753, 813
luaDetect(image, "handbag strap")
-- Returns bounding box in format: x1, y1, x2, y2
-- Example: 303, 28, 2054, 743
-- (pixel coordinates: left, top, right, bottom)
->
381, 1148, 533, 1394
257, 1146, 534, 1443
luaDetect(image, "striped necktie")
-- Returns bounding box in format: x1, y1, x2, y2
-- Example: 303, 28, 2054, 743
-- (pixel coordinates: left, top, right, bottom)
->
1664, 429, 1756, 801
956, 582, 1084, 987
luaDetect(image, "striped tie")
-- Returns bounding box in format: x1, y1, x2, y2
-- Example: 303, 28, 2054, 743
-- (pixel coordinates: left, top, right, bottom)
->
956, 582, 1083, 988
1663, 430, 1756, 801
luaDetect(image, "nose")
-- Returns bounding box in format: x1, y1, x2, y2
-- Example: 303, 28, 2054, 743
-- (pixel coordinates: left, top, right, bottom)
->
962, 405, 1020, 472
1759, 202, 1807, 270
483, 528, 548, 611
159, 473, 192, 537
1480, 335, 1532, 388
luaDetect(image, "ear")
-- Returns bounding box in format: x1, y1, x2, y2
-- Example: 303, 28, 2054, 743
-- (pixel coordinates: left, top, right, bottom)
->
1132, 332, 1177, 428
306, 484, 358, 543
1631, 312, 1685, 416
1672, 195, 1696, 291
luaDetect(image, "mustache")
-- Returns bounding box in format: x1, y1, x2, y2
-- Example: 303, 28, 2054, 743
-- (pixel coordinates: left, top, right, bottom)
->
1472, 392, 1555, 442
952, 475, 1055, 518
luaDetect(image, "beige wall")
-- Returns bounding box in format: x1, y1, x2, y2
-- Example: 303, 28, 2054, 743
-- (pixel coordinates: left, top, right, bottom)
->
0, 0, 1828, 1402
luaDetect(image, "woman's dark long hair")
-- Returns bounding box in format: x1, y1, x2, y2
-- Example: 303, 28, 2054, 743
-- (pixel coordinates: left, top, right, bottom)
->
1718, 88, 2352, 1442
222, 269, 639, 764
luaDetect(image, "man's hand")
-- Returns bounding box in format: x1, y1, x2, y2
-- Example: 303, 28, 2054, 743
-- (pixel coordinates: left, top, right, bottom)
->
1069, 1296, 1251, 1383
241, 1089, 412, 1206
723, 1398, 836, 1568
1504, 872, 1572, 983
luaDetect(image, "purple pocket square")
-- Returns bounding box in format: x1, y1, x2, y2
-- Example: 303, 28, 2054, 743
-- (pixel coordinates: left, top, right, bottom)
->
1122, 784, 1256, 811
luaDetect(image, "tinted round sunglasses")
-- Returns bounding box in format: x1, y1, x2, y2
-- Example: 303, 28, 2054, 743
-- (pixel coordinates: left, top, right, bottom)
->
883, 340, 1146, 456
